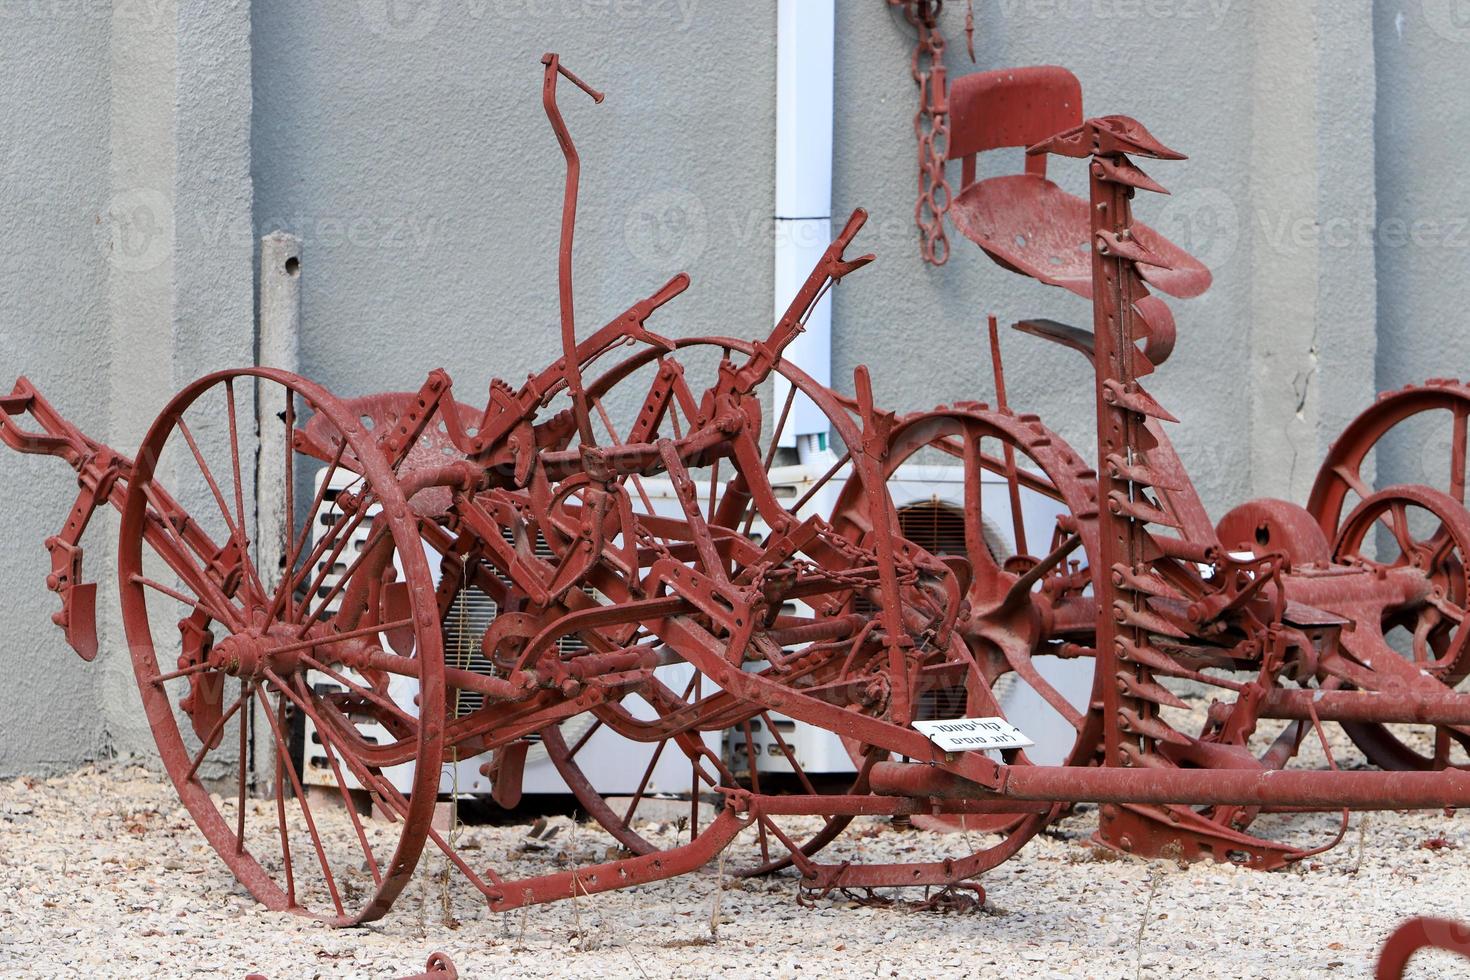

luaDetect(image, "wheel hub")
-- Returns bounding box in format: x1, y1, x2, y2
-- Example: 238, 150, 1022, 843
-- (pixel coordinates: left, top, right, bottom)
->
207, 626, 302, 680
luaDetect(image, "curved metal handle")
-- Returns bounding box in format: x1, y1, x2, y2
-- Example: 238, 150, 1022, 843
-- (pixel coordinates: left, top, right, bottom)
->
541, 53, 605, 448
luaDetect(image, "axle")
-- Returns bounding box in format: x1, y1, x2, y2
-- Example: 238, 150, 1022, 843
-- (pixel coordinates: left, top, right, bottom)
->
872, 761, 1470, 810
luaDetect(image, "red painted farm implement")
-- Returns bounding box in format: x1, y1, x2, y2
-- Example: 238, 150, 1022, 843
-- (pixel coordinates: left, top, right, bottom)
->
4, 56, 1470, 925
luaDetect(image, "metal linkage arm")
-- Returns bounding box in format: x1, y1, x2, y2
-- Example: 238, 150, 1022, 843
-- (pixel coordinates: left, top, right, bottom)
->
1, 377, 133, 661
724, 208, 875, 396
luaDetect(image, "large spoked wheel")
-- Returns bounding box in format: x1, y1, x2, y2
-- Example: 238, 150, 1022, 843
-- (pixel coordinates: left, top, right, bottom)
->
829, 408, 1106, 810
1332, 485, 1470, 770
530, 339, 884, 875
118, 368, 445, 925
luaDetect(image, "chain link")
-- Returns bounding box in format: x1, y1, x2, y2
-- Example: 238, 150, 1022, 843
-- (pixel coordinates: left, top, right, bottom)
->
889, 0, 959, 266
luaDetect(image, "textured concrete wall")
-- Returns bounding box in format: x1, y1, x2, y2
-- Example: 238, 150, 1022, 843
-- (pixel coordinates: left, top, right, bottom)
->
0, 4, 113, 774
0, 4, 252, 776
252, 1, 773, 419
1375, 1, 1470, 392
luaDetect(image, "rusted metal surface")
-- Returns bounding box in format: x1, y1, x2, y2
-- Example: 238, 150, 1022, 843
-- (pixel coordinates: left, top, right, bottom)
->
6, 53, 1470, 931
1376, 919, 1470, 979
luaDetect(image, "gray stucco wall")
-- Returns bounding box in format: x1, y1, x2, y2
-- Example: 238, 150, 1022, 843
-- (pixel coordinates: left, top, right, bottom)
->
0, 6, 113, 773
251, 1, 776, 411
1, 1, 1461, 774
1375, 0, 1470, 394
0, 4, 253, 775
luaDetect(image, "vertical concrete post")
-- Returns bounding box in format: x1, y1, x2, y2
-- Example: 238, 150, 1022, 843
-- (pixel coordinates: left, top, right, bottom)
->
1248, 3, 1377, 500
252, 233, 302, 794
99, 2, 256, 767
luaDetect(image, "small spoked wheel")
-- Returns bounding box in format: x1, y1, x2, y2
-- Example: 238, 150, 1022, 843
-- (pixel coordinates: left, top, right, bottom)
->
118, 368, 444, 924
1332, 484, 1470, 769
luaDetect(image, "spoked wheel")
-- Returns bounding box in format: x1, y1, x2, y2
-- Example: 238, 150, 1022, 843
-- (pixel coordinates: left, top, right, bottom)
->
830, 408, 1106, 794
1331, 484, 1470, 769
118, 368, 444, 925
1308, 380, 1470, 543
1307, 382, 1470, 769
524, 338, 891, 876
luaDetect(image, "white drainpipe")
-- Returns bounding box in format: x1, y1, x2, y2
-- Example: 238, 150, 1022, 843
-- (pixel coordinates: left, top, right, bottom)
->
773, 0, 835, 465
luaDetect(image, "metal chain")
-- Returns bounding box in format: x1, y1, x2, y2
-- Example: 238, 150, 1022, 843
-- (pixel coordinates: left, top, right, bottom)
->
888, 0, 965, 266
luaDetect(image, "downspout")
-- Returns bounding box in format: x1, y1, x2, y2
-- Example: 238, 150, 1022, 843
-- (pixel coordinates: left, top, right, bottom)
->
773, 0, 836, 465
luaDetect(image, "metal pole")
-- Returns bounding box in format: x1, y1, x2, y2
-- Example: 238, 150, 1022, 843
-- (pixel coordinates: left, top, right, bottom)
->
252, 231, 302, 797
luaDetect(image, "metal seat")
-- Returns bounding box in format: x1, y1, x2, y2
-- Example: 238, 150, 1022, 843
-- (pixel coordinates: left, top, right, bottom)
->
945, 66, 1211, 301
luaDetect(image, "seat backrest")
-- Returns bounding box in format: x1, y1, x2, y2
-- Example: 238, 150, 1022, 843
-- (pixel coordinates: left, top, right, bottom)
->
947, 66, 1083, 186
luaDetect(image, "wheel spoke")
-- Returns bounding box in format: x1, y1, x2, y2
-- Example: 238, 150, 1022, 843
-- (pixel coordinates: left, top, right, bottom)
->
235, 681, 251, 854
740, 720, 769, 864
291, 510, 383, 634
1388, 501, 1417, 558
1430, 596, 1466, 624
271, 617, 414, 657
269, 438, 349, 623
760, 711, 818, 796
183, 689, 249, 782
221, 381, 271, 608
283, 672, 384, 887
689, 674, 703, 837
174, 417, 249, 561
268, 690, 296, 907
299, 652, 418, 730
788, 451, 851, 517
566, 716, 605, 758
150, 660, 216, 686
1453, 407, 1467, 505
261, 670, 344, 917
283, 387, 296, 588
132, 574, 234, 627
621, 735, 671, 828
139, 483, 244, 631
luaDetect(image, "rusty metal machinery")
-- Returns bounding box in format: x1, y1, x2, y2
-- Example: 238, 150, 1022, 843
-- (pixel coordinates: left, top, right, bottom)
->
5, 55, 1470, 927
1376, 919, 1470, 979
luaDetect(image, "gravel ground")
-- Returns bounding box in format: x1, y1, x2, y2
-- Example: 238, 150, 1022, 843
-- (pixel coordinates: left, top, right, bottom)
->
1, 760, 1468, 979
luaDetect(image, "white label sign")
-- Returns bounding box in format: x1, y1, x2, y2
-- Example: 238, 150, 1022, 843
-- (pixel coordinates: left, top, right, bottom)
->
911, 717, 1034, 752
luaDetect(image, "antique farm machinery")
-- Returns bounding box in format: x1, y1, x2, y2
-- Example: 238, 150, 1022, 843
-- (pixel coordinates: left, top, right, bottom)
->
4, 54, 1470, 927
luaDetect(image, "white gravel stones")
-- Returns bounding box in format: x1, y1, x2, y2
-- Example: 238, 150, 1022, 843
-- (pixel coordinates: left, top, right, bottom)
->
0, 757, 1467, 978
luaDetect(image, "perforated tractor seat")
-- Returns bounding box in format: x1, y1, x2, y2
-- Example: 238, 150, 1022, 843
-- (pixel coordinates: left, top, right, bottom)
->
945, 66, 1210, 301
